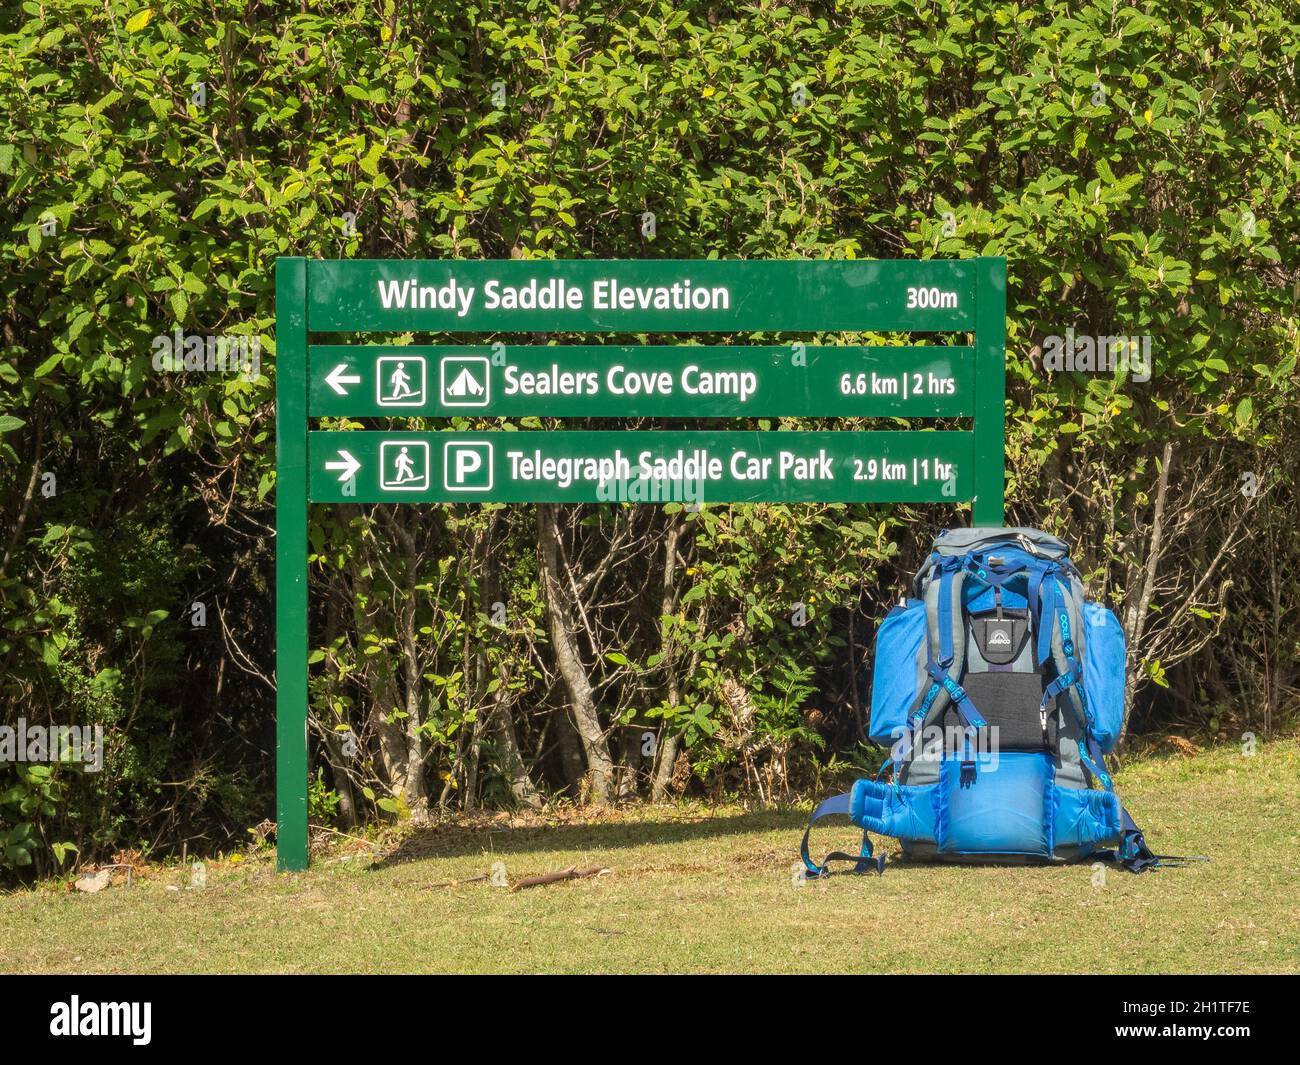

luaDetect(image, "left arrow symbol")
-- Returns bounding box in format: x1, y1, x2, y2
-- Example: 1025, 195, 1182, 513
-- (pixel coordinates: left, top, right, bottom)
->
324, 450, 361, 482
325, 363, 362, 395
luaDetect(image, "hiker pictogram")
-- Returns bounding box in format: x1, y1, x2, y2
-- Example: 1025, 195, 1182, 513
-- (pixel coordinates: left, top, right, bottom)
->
376, 355, 426, 406
389, 363, 415, 398
393, 446, 417, 481
379, 440, 429, 490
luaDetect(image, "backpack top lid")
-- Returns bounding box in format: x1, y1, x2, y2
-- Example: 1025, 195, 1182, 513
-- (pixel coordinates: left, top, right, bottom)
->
914, 527, 1075, 597
930, 527, 1070, 559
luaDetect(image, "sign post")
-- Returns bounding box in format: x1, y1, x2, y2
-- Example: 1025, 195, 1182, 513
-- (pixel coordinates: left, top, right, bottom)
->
274, 257, 310, 871
274, 257, 1007, 870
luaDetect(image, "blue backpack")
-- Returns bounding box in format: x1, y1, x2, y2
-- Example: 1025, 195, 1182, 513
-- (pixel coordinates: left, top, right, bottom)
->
801, 527, 1199, 876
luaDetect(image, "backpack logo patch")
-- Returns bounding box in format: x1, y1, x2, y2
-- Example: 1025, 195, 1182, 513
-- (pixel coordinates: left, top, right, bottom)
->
977, 617, 1025, 663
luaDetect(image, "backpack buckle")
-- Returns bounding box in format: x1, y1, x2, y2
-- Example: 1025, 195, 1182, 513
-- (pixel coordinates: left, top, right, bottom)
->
852, 854, 887, 876
959, 760, 977, 788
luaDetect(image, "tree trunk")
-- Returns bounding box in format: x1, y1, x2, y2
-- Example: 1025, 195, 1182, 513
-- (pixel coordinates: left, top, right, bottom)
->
462, 622, 483, 813
490, 669, 542, 808
394, 511, 427, 815
399, 598, 426, 814
620, 727, 644, 798
323, 589, 357, 827
652, 515, 685, 801
552, 705, 589, 796
652, 735, 681, 803
1119, 440, 1174, 748
537, 504, 614, 804
370, 670, 409, 795
352, 546, 411, 801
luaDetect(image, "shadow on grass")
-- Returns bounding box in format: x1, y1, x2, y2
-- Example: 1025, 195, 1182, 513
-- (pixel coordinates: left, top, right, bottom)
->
368, 806, 816, 870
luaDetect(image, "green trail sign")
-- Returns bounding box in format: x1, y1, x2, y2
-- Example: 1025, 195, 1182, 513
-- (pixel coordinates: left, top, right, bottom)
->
304, 258, 976, 332
308, 430, 973, 503
308, 344, 975, 418
276, 256, 1007, 870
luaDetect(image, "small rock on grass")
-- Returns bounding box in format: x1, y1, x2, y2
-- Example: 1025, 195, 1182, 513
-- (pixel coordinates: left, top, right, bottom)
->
75, 870, 112, 894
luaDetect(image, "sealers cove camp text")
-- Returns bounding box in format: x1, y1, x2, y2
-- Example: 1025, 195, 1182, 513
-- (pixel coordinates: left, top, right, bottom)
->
376, 276, 732, 316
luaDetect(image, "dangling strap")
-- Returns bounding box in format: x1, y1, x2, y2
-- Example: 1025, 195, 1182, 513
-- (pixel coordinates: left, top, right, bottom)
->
800, 792, 886, 878
1078, 741, 1208, 873
1092, 804, 1209, 873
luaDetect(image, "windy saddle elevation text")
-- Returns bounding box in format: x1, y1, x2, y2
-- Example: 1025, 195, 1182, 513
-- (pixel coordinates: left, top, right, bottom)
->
274, 257, 1007, 869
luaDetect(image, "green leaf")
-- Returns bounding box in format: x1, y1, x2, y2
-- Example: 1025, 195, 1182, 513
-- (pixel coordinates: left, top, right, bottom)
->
125, 8, 154, 33
67, 310, 93, 342
358, 142, 384, 177
33, 352, 63, 377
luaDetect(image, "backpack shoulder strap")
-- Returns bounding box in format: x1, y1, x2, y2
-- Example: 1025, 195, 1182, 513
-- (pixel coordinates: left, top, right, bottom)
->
903, 556, 986, 785
1034, 567, 1092, 735
921, 557, 984, 731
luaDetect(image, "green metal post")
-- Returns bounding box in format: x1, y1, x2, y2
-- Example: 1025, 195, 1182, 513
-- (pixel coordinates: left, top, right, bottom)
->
971, 257, 1007, 526
275, 257, 310, 871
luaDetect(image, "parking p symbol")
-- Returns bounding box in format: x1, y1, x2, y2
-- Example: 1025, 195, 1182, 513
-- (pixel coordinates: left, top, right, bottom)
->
443, 441, 493, 492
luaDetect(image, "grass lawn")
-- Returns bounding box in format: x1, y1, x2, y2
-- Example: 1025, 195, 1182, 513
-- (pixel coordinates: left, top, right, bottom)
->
2, 738, 1297, 974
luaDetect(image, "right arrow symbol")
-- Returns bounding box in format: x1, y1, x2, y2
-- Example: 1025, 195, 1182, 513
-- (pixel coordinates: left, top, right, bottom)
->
324, 449, 361, 482
325, 363, 362, 395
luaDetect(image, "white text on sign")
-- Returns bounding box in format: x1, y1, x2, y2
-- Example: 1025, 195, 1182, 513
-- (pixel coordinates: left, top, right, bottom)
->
502, 363, 757, 402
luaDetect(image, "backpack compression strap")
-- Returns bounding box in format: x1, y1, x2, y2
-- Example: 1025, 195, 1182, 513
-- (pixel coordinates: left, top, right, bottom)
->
800, 792, 887, 878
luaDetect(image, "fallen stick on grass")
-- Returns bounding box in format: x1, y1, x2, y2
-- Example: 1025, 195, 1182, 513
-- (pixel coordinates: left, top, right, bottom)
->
510, 866, 610, 892
427, 874, 490, 889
